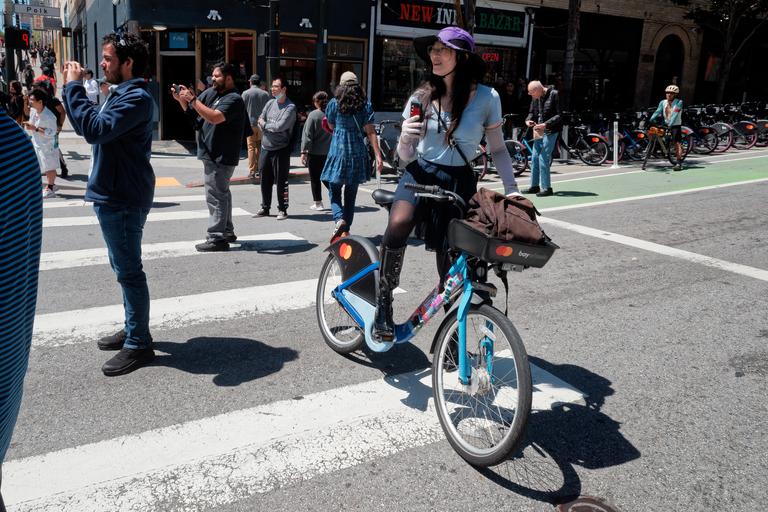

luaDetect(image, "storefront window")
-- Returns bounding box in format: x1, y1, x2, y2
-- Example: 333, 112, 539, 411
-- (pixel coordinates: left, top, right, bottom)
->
476, 45, 521, 85
229, 32, 255, 88
327, 39, 366, 92
280, 37, 316, 58
379, 38, 428, 112
329, 40, 364, 60
201, 31, 225, 76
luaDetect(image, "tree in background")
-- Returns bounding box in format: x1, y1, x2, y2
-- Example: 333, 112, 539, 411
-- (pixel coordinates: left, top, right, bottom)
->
673, 0, 768, 102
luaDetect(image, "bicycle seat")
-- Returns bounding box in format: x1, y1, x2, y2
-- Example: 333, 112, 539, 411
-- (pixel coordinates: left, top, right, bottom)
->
372, 189, 395, 207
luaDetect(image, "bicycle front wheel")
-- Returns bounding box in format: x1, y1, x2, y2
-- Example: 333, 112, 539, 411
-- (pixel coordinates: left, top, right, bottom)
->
432, 304, 532, 467
316, 253, 364, 354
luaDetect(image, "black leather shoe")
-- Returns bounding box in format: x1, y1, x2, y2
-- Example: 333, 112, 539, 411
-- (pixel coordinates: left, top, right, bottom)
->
223, 233, 237, 243
98, 329, 126, 351
522, 186, 540, 194
536, 188, 554, 197
102, 347, 155, 376
195, 240, 229, 252
98, 330, 153, 351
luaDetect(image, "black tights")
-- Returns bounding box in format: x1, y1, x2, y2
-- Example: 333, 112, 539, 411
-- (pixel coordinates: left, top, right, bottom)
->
382, 200, 452, 283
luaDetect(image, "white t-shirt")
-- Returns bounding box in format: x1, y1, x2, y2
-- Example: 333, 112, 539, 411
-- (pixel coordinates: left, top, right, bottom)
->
402, 84, 502, 167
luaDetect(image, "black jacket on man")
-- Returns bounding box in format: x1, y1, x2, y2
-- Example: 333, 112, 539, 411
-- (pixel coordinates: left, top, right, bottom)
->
526, 86, 562, 133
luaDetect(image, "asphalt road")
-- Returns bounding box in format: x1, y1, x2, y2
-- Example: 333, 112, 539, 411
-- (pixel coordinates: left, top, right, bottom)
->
3, 130, 767, 511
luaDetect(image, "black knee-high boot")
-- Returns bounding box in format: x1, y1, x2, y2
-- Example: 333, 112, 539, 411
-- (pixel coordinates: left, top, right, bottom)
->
373, 246, 406, 341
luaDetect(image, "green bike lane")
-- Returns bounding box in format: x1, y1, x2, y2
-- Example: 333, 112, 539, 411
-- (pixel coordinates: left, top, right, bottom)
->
501, 152, 768, 211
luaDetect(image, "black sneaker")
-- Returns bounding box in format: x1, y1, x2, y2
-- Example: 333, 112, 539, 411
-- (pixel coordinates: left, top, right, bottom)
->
522, 186, 540, 194
536, 188, 554, 197
98, 330, 153, 351
195, 240, 230, 252
223, 233, 237, 243
102, 347, 155, 376
253, 208, 270, 218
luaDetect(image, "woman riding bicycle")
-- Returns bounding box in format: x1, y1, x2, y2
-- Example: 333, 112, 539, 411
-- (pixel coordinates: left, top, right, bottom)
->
650, 84, 684, 171
373, 27, 520, 342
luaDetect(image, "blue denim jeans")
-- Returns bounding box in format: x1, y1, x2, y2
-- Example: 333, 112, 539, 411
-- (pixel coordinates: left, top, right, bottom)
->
94, 204, 152, 350
327, 182, 359, 228
530, 132, 558, 190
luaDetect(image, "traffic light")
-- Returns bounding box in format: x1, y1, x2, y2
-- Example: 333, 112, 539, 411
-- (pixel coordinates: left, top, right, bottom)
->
5, 27, 31, 50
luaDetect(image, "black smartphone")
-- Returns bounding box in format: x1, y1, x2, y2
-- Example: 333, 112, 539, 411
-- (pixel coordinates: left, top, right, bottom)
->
409, 100, 424, 122
173, 84, 181, 94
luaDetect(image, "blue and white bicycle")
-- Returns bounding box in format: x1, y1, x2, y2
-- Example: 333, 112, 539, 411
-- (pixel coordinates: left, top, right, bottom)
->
316, 183, 558, 466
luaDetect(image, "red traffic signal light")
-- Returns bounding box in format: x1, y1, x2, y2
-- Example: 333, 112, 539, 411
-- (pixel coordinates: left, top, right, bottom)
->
5, 27, 31, 50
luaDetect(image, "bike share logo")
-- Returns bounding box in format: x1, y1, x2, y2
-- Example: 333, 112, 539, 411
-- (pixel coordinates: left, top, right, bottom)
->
495, 246, 514, 257
339, 243, 353, 260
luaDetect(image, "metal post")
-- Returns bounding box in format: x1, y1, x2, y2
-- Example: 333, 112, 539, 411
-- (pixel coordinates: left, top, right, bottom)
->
524, 8, 535, 80
267, 0, 280, 83
366, 0, 375, 99
3, 0, 17, 84
315, 0, 327, 92
610, 116, 620, 169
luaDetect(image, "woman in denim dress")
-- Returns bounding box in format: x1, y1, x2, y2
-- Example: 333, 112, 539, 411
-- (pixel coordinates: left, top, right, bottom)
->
321, 71, 383, 243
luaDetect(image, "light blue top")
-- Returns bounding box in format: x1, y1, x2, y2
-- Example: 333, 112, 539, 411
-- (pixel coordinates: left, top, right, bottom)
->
402, 84, 502, 167
650, 98, 683, 127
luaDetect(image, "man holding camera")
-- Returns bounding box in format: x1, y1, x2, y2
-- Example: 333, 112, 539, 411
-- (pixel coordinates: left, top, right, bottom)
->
171, 62, 246, 252
62, 32, 156, 376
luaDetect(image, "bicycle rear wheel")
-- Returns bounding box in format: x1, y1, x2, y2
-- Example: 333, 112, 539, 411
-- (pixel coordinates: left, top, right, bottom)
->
691, 127, 718, 154
505, 139, 528, 176
577, 138, 609, 166
316, 253, 364, 354
711, 122, 733, 152
432, 304, 532, 467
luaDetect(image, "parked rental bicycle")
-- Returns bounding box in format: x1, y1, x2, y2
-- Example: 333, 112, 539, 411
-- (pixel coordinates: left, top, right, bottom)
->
316, 183, 558, 466
552, 113, 610, 166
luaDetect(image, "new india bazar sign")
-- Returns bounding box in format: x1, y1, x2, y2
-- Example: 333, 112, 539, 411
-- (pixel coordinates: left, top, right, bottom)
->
379, 0, 528, 44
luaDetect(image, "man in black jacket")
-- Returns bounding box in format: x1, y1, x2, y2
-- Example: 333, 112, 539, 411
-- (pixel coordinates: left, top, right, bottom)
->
172, 62, 246, 251
523, 81, 561, 197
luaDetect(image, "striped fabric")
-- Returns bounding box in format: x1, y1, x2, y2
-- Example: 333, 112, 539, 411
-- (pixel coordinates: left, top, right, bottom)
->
0, 108, 43, 463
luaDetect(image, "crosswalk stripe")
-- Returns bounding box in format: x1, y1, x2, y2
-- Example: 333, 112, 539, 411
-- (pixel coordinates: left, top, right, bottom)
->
43, 195, 206, 209
39, 233, 307, 270
3, 367, 584, 510
42, 208, 252, 227
32, 280, 405, 349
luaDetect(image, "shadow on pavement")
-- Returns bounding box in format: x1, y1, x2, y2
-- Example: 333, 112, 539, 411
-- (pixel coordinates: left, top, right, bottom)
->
553, 191, 599, 197
477, 357, 640, 505
152, 337, 298, 386
288, 205, 379, 222
232, 239, 317, 255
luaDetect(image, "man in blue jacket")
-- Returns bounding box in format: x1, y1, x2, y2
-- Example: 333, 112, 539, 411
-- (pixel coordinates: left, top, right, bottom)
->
62, 32, 156, 376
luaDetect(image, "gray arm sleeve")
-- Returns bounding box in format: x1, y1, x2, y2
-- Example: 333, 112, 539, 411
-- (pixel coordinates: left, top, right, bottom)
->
485, 125, 519, 195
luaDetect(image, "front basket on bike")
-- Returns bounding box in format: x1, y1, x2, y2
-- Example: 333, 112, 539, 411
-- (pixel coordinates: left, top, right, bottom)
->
447, 219, 558, 268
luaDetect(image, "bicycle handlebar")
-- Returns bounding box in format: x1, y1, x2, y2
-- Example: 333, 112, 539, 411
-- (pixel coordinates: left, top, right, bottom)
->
404, 183, 468, 210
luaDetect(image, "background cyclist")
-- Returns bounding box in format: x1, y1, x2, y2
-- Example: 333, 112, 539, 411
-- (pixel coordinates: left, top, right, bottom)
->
374, 26, 520, 342
650, 84, 684, 170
